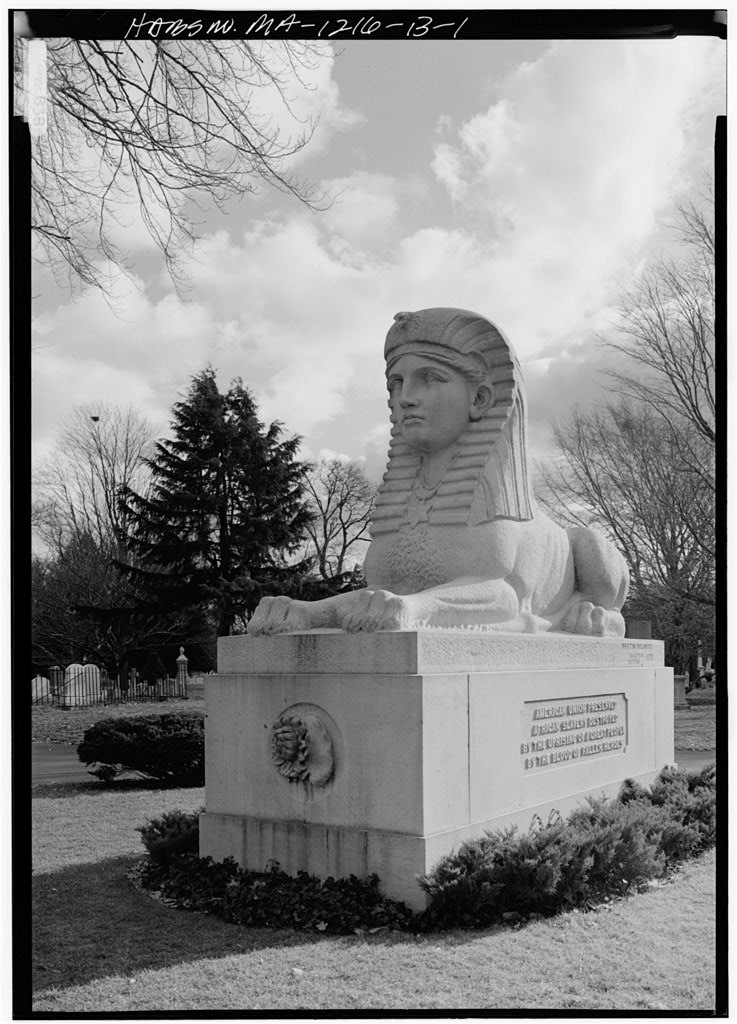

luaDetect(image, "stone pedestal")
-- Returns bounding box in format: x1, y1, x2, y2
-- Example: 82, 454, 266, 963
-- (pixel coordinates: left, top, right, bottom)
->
200, 630, 674, 910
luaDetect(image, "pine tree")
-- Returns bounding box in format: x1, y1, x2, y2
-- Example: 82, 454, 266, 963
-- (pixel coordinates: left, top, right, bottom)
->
120, 368, 312, 636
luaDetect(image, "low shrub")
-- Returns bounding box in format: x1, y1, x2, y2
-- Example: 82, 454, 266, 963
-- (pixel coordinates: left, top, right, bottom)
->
416, 764, 716, 931
137, 808, 203, 866
77, 711, 204, 785
142, 853, 414, 933
138, 764, 715, 933
617, 763, 716, 860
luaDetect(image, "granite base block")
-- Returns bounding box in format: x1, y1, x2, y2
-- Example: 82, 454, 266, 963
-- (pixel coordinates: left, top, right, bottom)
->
201, 630, 674, 910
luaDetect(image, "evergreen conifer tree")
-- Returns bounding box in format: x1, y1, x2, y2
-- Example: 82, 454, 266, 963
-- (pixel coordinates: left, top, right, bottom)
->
120, 368, 312, 636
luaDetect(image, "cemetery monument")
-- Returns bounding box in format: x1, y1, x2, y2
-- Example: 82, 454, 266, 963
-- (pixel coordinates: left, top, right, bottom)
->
200, 307, 673, 909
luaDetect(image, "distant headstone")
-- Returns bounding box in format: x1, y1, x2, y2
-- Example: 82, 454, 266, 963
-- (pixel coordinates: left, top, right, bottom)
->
31, 675, 50, 703
626, 619, 652, 639
61, 663, 101, 707
674, 674, 689, 709
100, 670, 114, 701
48, 666, 64, 695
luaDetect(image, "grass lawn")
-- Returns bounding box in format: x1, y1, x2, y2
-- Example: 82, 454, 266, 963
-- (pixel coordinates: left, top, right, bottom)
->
32, 694, 203, 744
673, 704, 717, 751
31, 784, 717, 1012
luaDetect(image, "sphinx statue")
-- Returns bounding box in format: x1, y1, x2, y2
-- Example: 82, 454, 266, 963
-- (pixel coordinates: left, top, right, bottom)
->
248, 307, 629, 637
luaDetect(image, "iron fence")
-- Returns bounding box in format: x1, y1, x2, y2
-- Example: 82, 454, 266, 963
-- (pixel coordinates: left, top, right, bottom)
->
31, 661, 189, 707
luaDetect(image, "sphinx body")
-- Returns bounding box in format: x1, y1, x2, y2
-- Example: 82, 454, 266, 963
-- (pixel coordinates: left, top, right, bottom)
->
248, 308, 628, 638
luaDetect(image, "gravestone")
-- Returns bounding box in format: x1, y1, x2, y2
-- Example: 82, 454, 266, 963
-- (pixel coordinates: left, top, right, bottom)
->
626, 619, 652, 640
200, 308, 673, 910
100, 670, 114, 698
60, 662, 101, 707
31, 675, 50, 703
48, 665, 64, 695
673, 674, 689, 709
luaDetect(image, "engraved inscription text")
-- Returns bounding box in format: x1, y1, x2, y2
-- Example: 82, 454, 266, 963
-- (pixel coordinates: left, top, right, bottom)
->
520, 694, 628, 772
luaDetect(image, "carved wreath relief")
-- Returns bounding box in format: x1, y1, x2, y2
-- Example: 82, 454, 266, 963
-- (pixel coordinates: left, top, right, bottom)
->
271, 709, 335, 787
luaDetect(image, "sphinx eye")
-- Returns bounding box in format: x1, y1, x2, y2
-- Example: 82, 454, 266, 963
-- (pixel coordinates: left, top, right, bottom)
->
387, 376, 402, 393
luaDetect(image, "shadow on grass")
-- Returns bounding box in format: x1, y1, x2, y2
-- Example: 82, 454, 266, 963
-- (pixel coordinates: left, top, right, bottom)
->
31, 853, 511, 1003
32, 846, 719, 1005
33, 855, 323, 995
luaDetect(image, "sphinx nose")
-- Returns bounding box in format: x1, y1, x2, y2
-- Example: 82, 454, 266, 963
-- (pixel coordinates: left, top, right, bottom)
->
399, 384, 418, 406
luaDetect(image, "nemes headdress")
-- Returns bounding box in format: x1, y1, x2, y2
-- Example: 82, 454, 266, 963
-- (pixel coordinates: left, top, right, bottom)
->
371, 307, 536, 535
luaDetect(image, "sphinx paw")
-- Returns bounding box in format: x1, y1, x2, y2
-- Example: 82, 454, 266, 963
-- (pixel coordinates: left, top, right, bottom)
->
247, 596, 314, 635
562, 600, 625, 638
341, 590, 407, 632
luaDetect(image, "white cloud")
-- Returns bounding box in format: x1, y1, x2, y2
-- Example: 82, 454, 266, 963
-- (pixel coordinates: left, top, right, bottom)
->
431, 144, 466, 203
31, 264, 239, 455
435, 38, 723, 246
30, 37, 725, 473
426, 36, 724, 357
316, 448, 354, 464
458, 99, 522, 176
32, 218, 389, 456
320, 172, 400, 247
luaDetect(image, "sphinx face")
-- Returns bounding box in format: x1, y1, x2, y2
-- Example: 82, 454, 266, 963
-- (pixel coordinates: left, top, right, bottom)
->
386, 353, 478, 453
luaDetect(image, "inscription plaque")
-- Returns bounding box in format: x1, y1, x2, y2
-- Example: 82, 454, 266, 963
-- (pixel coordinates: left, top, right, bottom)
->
621, 641, 655, 666
520, 693, 628, 773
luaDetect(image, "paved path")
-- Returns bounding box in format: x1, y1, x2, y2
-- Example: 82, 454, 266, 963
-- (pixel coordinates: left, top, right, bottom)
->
672, 749, 716, 772
32, 743, 95, 785
31, 743, 716, 787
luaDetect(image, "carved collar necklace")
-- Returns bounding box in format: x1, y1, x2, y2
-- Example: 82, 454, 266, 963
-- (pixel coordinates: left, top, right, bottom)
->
414, 454, 453, 500
405, 450, 458, 527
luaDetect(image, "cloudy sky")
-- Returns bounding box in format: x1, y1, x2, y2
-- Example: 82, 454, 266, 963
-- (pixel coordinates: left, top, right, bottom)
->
30, 29, 726, 485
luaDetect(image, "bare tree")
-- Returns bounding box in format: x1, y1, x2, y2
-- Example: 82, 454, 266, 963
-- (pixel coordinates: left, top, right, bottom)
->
33, 403, 155, 556
538, 188, 718, 671
538, 403, 714, 671
604, 186, 715, 486
32, 404, 197, 671
15, 37, 328, 293
304, 459, 376, 581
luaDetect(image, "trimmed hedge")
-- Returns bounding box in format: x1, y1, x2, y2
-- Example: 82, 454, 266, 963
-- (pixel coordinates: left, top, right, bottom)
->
417, 763, 716, 930
138, 764, 715, 933
77, 711, 204, 785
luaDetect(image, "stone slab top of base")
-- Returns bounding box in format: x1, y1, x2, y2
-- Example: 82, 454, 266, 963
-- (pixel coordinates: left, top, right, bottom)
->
218, 629, 664, 676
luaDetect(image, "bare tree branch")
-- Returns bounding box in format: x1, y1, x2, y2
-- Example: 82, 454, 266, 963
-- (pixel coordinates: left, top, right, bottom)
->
15, 37, 330, 294
303, 459, 376, 581
538, 402, 715, 671
603, 185, 715, 453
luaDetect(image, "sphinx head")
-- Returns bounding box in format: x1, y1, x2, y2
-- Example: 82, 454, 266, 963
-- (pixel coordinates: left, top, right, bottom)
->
384, 308, 506, 452
371, 308, 535, 534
